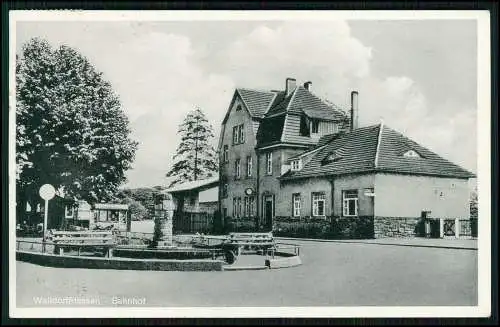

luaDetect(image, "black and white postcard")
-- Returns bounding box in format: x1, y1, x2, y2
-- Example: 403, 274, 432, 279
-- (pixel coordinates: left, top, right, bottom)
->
8, 9, 492, 319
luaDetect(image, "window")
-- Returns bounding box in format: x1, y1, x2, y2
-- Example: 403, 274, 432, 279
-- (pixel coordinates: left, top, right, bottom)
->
246, 156, 252, 177
65, 205, 74, 218
238, 124, 245, 143
222, 207, 228, 218
292, 193, 301, 217
232, 126, 238, 144
291, 159, 302, 171
403, 149, 421, 158
233, 198, 237, 218
244, 197, 248, 217
322, 151, 343, 165
343, 190, 358, 217
233, 197, 242, 218
236, 104, 242, 111
312, 192, 326, 217
266, 152, 273, 175
223, 145, 228, 163
222, 183, 228, 198
249, 196, 255, 217
312, 120, 319, 134
243, 196, 256, 217
232, 124, 245, 144
235, 159, 241, 179
237, 197, 242, 218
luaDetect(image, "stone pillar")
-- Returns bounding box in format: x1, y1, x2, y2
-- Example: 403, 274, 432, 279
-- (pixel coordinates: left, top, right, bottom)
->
455, 218, 460, 239
153, 193, 174, 247
439, 218, 444, 238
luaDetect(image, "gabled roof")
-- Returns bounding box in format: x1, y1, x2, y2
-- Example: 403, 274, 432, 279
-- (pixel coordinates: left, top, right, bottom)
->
237, 88, 276, 118
163, 176, 219, 194
281, 124, 475, 180
264, 86, 349, 121
376, 125, 475, 178
288, 86, 349, 121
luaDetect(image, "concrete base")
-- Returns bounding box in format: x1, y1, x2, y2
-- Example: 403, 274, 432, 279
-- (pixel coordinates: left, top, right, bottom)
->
265, 255, 302, 269
16, 251, 223, 271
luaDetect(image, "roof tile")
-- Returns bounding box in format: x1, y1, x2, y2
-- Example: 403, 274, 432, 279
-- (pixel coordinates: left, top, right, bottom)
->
282, 124, 475, 179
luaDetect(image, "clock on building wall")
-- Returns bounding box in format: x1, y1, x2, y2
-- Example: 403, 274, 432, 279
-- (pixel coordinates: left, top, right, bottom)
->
245, 188, 254, 196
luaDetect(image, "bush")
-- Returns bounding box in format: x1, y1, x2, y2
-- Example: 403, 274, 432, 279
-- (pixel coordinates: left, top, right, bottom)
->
273, 216, 374, 239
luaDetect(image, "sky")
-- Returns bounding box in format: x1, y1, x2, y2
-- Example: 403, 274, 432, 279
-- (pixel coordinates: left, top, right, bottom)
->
15, 18, 478, 189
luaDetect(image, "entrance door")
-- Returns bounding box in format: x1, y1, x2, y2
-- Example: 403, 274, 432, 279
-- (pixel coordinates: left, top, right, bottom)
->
264, 196, 273, 231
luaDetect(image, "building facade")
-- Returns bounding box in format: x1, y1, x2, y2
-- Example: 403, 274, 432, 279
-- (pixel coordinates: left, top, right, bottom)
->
218, 78, 475, 238
163, 177, 219, 233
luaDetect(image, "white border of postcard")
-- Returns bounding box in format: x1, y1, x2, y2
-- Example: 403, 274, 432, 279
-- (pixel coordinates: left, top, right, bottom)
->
9, 10, 491, 318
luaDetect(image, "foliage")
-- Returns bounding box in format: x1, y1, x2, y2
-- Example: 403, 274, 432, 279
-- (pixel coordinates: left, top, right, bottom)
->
470, 188, 478, 220
165, 107, 218, 187
118, 196, 149, 221
16, 37, 138, 207
273, 216, 374, 239
115, 186, 166, 219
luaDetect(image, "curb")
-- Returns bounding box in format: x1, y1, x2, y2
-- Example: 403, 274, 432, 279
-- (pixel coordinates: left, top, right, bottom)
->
275, 237, 478, 250
223, 265, 268, 271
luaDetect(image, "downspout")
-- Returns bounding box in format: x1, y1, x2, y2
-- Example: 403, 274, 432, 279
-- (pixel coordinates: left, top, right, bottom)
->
330, 178, 335, 219
256, 150, 260, 229
218, 159, 223, 232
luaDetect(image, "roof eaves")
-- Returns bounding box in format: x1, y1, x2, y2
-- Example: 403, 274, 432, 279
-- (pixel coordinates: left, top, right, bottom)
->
374, 122, 384, 168
263, 91, 278, 115
235, 88, 255, 118
280, 114, 288, 142
288, 144, 329, 160
285, 86, 299, 112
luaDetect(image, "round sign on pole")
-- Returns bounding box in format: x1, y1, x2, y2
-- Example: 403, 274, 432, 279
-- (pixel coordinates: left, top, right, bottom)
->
39, 184, 56, 200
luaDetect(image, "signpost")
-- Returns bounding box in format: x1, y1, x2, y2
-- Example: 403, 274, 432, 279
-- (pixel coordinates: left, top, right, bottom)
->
39, 184, 56, 242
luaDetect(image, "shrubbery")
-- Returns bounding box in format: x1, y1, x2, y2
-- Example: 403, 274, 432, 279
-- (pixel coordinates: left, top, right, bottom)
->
273, 216, 374, 239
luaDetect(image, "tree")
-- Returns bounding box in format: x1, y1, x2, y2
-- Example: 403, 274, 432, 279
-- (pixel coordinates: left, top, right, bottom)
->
119, 196, 149, 221
165, 107, 218, 187
16, 37, 138, 215
470, 188, 478, 220
115, 186, 166, 219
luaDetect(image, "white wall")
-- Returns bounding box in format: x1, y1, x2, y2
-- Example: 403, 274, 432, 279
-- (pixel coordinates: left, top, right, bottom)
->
374, 173, 470, 219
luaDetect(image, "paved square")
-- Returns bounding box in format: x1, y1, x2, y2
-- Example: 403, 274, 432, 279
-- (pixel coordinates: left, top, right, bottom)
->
16, 240, 477, 307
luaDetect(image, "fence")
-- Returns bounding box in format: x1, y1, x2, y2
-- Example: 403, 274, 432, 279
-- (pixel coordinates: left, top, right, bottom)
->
173, 211, 215, 234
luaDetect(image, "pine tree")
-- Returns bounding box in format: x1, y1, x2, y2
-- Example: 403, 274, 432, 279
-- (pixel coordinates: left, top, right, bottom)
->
166, 107, 218, 187
16, 37, 138, 214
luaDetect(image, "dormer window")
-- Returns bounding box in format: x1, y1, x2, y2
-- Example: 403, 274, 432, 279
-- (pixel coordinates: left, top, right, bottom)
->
322, 150, 343, 165
403, 150, 421, 158
291, 159, 302, 171
311, 120, 319, 134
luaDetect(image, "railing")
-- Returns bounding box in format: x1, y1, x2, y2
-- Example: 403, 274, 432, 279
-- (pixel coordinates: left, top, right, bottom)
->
264, 242, 301, 259
16, 239, 53, 254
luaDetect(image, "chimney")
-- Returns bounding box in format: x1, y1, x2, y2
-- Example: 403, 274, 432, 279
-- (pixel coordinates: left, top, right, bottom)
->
303, 81, 312, 91
286, 78, 296, 97
350, 91, 359, 131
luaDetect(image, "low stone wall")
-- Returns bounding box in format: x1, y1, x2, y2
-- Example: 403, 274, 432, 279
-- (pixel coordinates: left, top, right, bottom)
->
273, 216, 374, 239
373, 217, 421, 238
16, 251, 224, 271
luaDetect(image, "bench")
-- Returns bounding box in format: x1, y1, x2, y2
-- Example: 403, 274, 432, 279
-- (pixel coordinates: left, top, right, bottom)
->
226, 232, 276, 255
51, 231, 115, 257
